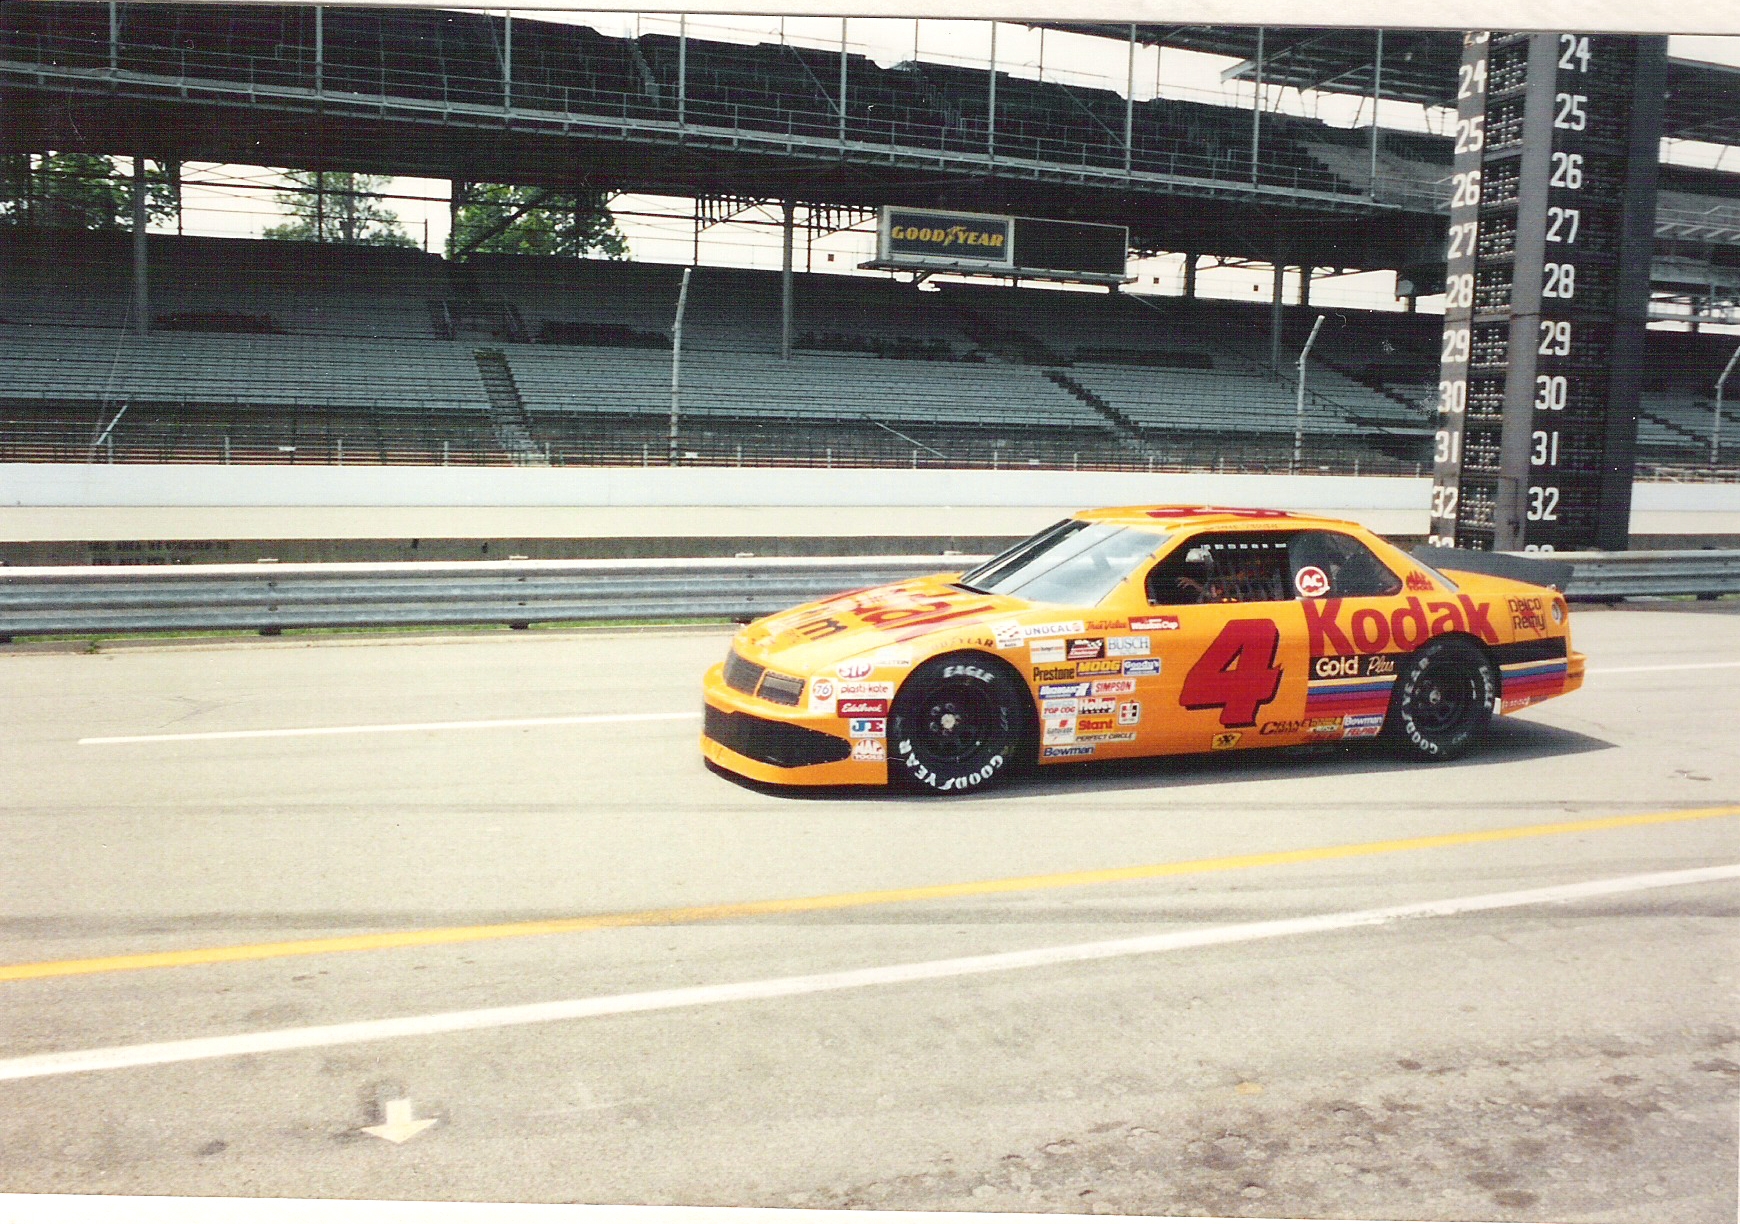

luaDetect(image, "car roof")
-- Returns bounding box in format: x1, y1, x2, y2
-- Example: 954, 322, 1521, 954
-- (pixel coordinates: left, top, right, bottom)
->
1073, 505, 1365, 532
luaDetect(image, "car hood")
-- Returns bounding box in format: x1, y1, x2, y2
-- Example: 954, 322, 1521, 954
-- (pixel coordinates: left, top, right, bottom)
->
737, 574, 1030, 672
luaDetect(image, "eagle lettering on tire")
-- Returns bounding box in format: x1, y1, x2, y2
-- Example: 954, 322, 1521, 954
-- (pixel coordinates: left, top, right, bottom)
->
888, 654, 1031, 794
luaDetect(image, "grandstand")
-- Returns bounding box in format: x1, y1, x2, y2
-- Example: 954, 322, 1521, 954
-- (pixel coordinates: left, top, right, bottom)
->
4, 226, 1736, 476
2, 9, 1738, 483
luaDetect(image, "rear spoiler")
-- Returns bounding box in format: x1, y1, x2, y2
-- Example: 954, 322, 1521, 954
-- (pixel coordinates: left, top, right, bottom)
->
1409, 546, 1574, 594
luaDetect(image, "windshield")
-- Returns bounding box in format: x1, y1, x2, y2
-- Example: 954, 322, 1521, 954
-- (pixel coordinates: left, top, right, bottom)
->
958, 520, 1166, 606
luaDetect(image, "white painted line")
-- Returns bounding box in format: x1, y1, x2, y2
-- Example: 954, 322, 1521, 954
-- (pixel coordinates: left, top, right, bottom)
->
1587, 660, 1740, 676
78, 711, 701, 745
1, 863, 1733, 1083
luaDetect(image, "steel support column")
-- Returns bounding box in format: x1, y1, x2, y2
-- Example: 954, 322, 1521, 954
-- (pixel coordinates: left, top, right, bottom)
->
1250, 28, 1264, 187
781, 201, 795, 361
1124, 25, 1136, 175
131, 156, 148, 335
1369, 30, 1383, 197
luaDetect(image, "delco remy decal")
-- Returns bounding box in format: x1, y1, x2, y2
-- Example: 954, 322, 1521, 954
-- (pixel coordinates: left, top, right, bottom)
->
1129, 615, 1181, 632
1508, 597, 1548, 633
1090, 678, 1137, 696
1307, 595, 1500, 654
1121, 659, 1162, 677
1106, 635, 1150, 657
1029, 639, 1066, 663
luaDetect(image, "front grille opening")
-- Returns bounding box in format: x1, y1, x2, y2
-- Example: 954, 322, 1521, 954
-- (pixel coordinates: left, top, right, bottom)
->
756, 671, 804, 706
704, 705, 851, 768
722, 649, 765, 696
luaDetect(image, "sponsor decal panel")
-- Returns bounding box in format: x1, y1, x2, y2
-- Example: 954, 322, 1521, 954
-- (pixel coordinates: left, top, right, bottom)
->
1038, 682, 1092, 700
1043, 745, 1096, 759
1066, 638, 1106, 661
1085, 618, 1127, 632
837, 698, 889, 718
1041, 698, 1079, 746
837, 681, 895, 700
1033, 664, 1077, 683
1106, 635, 1151, 658
1211, 732, 1243, 750
1122, 658, 1163, 677
1129, 615, 1181, 632
1341, 713, 1386, 739
1091, 678, 1137, 696
872, 646, 913, 668
1305, 652, 1398, 717
1508, 597, 1548, 633
1501, 696, 1535, 713
992, 621, 1025, 650
1405, 570, 1436, 592
1075, 659, 1122, 676
850, 739, 887, 762
1079, 697, 1117, 716
1259, 719, 1311, 736
1077, 730, 1137, 744
1076, 715, 1117, 734
807, 678, 836, 713
1308, 717, 1343, 736
1026, 620, 1087, 640
835, 660, 874, 681
1029, 639, 1066, 664
1307, 595, 1499, 654
1294, 565, 1331, 599
1117, 701, 1142, 726
848, 718, 886, 738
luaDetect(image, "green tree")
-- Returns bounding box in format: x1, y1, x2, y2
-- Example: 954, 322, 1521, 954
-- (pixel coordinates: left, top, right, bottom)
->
0, 153, 178, 230
262, 171, 418, 247
450, 184, 628, 260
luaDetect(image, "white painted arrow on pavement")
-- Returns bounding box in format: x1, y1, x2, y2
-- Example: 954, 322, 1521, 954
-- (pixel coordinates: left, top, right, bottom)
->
360, 1098, 437, 1144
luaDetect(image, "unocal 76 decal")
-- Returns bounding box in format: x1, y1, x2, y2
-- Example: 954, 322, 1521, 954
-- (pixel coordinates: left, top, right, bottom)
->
1179, 619, 1283, 727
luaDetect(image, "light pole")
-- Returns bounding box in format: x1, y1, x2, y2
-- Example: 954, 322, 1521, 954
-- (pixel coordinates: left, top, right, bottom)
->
1293, 313, 1326, 471
668, 267, 691, 466
1714, 341, 1740, 466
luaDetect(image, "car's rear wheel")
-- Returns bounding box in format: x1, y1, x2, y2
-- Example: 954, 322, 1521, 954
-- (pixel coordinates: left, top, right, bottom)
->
888, 654, 1029, 794
1385, 636, 1497, 760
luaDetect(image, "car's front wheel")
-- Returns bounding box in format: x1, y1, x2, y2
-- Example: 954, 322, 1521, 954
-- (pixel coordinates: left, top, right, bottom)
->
888, 654, 1029, 794
1385, 636, 1497, 760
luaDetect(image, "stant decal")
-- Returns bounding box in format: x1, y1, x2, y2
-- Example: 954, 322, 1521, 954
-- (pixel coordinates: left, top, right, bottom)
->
1121, 659, 1163, 677
1129, 615, 1181, 632
1106, 636, 1151, 658
1294, 566, 1331, 599
1076, 715, 1117, 734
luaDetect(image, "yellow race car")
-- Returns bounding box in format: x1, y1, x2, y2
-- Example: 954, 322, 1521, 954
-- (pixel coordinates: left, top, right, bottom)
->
701, 506, 1583, 794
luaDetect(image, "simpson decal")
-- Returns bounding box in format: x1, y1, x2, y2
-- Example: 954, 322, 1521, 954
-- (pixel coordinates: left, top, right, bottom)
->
1106, 636, 1151, 658
1076, 715, 1117, 734
1090, 678, 1137, 696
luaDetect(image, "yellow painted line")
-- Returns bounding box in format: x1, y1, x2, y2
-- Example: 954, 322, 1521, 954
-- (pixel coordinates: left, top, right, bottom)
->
4, 804, 1735, 984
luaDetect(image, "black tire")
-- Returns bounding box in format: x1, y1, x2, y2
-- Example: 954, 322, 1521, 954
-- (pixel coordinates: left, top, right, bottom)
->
1385, 636, 1498, 761
888, 654, 1030, 794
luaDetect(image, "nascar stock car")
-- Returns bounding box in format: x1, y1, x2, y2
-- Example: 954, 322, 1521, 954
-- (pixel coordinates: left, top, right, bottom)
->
701, 506, 1583, 794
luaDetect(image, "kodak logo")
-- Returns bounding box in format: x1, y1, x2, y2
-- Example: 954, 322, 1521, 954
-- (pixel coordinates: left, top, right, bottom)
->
1305, 596, 1498, 656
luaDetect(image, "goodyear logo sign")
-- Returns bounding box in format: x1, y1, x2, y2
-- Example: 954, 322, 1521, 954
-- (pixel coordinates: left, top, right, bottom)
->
882, 208, 1012, 269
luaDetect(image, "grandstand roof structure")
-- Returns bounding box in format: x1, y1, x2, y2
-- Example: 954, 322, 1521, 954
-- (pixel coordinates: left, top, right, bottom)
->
1046, 25, 1740, 146
3, 7, 1737, 280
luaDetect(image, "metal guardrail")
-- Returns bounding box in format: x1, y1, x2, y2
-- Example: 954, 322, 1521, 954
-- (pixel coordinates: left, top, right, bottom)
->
1, 551, 1737, 639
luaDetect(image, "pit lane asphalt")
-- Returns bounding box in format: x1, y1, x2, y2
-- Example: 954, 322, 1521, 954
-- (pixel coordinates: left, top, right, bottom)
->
0, 606, 1735, 1222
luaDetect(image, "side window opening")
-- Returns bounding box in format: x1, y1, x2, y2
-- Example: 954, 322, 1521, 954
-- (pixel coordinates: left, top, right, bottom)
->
1145, 533, 1293, 605
1287, 531, 1403, 599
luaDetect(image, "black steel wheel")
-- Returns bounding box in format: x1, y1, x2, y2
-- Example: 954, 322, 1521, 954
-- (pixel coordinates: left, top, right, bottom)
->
888, 654, 1029, 794
1385, 636, 1497, 761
